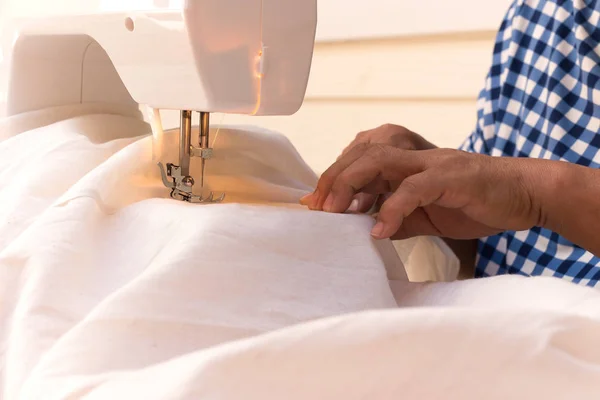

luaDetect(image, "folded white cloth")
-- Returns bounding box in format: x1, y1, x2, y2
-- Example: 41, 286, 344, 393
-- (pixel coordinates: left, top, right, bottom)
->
1, 104, 599, 399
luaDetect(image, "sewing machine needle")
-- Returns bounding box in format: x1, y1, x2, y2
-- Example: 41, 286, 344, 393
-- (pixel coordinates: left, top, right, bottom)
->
199, 112, 210, 191
200, 158, 206, 188
180, 110, 192, 178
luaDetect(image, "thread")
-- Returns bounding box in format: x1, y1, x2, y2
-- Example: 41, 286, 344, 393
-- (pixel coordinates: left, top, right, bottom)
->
148, 107, 165, 161
211, 113, 226, 148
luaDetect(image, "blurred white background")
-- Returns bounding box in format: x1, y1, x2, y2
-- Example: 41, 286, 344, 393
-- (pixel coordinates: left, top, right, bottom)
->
0, 0, 512, 172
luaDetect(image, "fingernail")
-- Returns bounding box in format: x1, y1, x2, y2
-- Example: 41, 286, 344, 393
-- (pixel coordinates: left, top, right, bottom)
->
371, 222, 385, 238
323, 194, 334, 212
347, 199, 359, 212
299, 194, 311, 205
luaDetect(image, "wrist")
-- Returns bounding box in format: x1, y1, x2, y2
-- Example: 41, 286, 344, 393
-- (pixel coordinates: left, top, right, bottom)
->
522, 159, 580, 231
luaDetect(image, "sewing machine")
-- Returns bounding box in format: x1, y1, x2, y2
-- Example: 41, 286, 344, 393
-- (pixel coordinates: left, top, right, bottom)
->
4, 0, 317, 202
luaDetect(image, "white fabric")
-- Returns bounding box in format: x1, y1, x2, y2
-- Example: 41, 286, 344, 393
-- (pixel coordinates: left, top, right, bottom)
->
1, 105, 600, 399
394, 236, 460, 282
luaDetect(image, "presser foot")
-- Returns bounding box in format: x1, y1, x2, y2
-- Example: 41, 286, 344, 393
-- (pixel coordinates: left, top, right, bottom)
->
158, 162, 225, 204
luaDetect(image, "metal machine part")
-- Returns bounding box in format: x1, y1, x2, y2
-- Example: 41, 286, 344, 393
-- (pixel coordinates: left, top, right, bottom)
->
158, 110, 224, 203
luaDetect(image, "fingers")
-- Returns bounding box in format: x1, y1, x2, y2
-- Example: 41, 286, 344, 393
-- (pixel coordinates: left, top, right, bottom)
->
311, 144, 427, 213
337, 139, 359, 161
323, 146, 428, 214
338, 129, 373, 160
347, 193, 378, 213
303, 143, 434, 226
299, 193, 313, 207
311, 143, 373, 210
322, 145, 401, 213
388, 209, 444, 240
301, 191, 378, 214
371, 170, 444, 239
323, 157, 384, 212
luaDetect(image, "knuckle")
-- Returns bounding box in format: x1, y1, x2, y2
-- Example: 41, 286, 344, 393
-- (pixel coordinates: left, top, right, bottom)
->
331, 175, 350, 194
401, 130, 426, 149
366, 143, 389, 158
380, 199, 406, 222
403, 129, 419, 142
401, 176, 421, 193
348, 142, 371, 157
396, 137, 417, 150
342, 142, 370, 158
331, 173, 359, 200
381, 123, 401, 131
354, 142, 370, 152
318, 169, 335, 187
396, 177, 428, 211
434, 148, 455, 161
381, 124, 423, 150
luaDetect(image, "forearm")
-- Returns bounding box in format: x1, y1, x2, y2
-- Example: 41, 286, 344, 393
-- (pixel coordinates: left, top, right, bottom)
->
526, 159, 600, 256
444, 160, 600, 278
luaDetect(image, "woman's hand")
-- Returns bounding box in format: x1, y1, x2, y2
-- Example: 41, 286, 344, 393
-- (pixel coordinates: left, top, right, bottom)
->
330, 124, 437, 212
340, 124, 437, 157
301, 144, 543, 241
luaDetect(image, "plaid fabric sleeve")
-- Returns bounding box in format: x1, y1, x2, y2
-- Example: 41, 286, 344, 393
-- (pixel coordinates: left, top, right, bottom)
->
459, 1, 520, 155
456, 0, 600, 287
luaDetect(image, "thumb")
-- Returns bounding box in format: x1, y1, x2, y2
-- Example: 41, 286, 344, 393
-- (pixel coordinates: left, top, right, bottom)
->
371, 171, 443, 239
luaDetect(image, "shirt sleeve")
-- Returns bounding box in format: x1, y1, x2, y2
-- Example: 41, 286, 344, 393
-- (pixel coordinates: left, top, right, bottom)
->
458, 0, 520, 155
458, 84, 492, 154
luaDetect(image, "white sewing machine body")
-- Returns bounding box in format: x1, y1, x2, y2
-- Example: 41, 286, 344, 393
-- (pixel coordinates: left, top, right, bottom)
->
4, 0, 317, 202
5, 0, 317, 116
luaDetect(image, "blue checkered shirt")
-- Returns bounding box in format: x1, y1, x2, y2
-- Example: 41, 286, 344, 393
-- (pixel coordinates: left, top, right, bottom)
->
459, 0, 600, 287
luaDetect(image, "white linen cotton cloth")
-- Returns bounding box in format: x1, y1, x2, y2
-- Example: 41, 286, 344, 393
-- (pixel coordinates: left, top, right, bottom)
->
0, 105, 404, 399
1, 104, 600, 399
